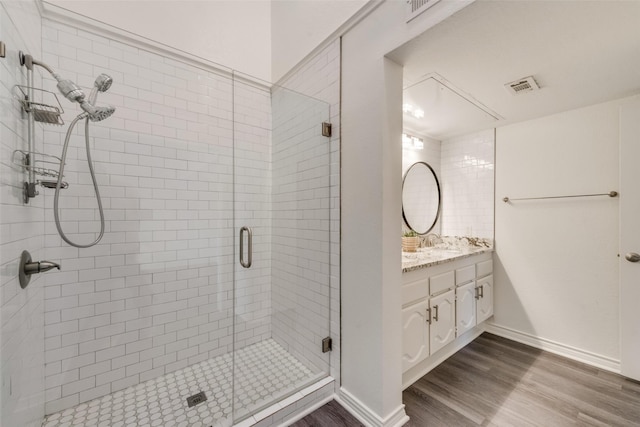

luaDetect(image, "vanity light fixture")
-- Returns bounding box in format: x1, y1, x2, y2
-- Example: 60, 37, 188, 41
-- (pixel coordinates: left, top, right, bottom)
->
402, 133, 424, 150
402, 103, 425, 119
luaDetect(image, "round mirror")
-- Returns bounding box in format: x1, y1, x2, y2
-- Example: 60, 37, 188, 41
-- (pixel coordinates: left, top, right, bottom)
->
402, 162, 441, 235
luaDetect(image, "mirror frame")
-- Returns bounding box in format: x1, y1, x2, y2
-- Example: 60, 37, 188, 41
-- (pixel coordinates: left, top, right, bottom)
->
402, 161, 442, 235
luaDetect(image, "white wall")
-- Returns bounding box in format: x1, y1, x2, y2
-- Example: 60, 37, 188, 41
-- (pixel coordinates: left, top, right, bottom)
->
493, 98, 624, 365
0, 1, 46, 426
270, 0, 367, 82
341, 0, 471, 423
45, 0, 272, 82
47, 0, 368, 84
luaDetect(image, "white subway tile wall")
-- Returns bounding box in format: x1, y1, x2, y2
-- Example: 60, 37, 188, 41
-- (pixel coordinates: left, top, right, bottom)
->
441, 129, 495, 239
0, 2, 46, 426
39, 20, 277, 414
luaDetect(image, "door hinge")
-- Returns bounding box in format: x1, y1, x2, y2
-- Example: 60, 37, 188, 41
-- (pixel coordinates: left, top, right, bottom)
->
322, 337, 332, 353
322, 122, 332, 137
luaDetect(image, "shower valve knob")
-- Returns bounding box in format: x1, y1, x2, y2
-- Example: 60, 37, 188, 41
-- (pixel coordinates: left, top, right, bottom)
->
19, 250, 61, 289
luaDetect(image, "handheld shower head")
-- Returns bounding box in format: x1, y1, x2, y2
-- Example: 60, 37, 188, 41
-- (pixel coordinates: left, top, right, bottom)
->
24, 54, 116, 122
95, 74, 113, 92
89, 74, 113, 104
79, 101, 116, 122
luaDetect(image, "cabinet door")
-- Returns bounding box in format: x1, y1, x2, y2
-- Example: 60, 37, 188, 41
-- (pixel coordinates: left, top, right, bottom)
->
402, 299, 430, 372
477, 274, 494, 324
456, 281, 477, 337
430, 289, 456, 355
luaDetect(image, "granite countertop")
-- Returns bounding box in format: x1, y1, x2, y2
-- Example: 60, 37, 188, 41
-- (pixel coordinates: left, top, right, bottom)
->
402, 236, 493, 273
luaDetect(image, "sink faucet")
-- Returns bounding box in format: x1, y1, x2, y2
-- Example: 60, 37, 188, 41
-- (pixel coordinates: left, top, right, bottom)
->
425, 233, 442, 247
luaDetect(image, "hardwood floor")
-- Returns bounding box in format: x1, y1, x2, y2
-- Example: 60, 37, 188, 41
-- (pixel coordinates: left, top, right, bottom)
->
404, 333, 640, 426
290, 399, 364, 426
293, 333, 640, 426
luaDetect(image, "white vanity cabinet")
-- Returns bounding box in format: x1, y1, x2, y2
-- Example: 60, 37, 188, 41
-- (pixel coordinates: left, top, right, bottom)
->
429, 289, 456, 354
456, 281, 477, 337
402, 251, 493, 375
401, 299, 430, 371
476, 260, 494, 323
401, 288, 456, 371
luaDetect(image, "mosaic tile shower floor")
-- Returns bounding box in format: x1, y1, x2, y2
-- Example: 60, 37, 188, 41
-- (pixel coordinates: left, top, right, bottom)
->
42, 339, 320, 427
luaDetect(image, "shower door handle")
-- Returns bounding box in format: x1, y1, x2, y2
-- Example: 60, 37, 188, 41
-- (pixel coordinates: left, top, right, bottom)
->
239, 226, 252, 268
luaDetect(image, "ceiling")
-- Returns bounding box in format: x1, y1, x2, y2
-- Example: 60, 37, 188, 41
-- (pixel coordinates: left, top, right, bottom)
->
389, 0, 640, 140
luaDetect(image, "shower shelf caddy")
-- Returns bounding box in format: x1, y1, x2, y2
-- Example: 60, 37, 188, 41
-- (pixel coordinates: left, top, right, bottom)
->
16, 85, 64, 125
12, 150, 64, 179
15, 52, 66, 204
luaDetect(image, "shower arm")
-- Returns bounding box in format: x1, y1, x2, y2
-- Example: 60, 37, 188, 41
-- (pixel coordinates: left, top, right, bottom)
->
20, 52, 65, 82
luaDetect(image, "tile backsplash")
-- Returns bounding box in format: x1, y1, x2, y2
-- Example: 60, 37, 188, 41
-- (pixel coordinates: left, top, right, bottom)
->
441, 129, 495, 239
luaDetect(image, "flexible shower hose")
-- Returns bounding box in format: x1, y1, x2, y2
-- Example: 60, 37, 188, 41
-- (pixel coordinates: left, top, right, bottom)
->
54, 114, 105, 248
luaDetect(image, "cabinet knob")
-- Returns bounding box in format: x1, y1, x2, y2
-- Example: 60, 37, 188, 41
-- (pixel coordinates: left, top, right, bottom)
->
433, 304, 439, 322
625, 252, 640, 263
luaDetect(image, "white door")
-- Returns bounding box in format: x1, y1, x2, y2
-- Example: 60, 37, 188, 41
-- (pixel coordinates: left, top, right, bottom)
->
430, 289, 455, 354
620, 97, 640, 381
456, 281, 477, 337
401, 299, 430, 371
477, 275, 494, 324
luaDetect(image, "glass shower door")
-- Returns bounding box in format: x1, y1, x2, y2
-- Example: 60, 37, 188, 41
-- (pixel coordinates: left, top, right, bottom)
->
232, 75, 332, 422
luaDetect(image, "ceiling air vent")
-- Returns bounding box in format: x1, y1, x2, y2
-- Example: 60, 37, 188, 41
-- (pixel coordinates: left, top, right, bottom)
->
406, 0, 441, 22
505, 76, 540, 95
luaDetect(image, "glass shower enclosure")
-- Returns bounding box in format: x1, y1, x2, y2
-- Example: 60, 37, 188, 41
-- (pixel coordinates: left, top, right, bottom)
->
231, 76, 331, 423
24, 33, 332, 425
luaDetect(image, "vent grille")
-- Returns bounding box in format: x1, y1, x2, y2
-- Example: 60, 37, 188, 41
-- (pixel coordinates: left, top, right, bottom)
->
406, 0, 441, 22
505, 76, 540, 95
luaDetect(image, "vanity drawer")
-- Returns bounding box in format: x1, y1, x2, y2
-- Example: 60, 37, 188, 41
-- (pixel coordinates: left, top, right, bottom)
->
476, 259, 493, 278
430, 271, 454, 296
456, 265, 475, 286
402, 278, 430, 306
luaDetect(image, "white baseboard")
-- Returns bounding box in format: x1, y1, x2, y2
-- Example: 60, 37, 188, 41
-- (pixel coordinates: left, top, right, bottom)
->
485, 323, 621, 373
336, 388, 409, 427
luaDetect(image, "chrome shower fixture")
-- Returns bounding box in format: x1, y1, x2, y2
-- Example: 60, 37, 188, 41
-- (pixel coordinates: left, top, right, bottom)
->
19, 51, 115, 247
19, 52, 116, 122
90, 74, 113, 103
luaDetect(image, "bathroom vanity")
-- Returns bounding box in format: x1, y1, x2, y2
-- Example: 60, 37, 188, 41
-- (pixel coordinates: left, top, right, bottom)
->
401, 246, 493, 389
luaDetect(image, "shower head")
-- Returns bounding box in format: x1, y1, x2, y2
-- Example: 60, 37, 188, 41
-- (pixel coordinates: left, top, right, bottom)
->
89, 74, 113, 104
94, 74, 113, 92
23, 54, 116, 122
79, 101, 116, 122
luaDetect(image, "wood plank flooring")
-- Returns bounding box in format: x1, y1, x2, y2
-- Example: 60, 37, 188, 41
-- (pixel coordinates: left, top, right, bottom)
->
290, 399, 364, 426
292, 333, 640, 426
404, 333, 640, 426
